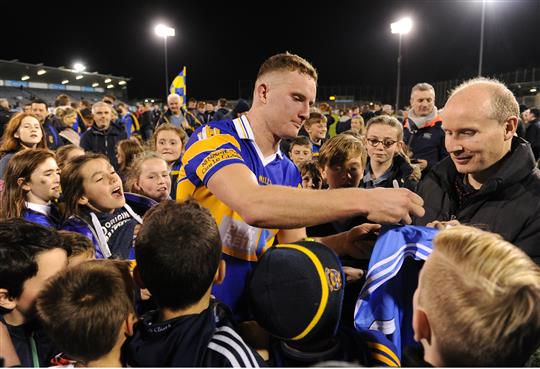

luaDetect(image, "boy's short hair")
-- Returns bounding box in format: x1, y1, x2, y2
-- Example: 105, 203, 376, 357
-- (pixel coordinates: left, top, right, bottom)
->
248, 240, 344, 346
298, 160, 323, 189
418, 225, 540, 366
135, 200, 222, 310
0, 219, 68, 311
289, 136, 312, 151
58, 230, 95, 259
303, 111, 327, 129
318, 134, 367, 169
36, 259, 134, 363
257, 52, 318, 82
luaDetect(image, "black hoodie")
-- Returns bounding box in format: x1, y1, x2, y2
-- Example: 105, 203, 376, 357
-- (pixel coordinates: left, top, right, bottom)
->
124, 302, 265, 367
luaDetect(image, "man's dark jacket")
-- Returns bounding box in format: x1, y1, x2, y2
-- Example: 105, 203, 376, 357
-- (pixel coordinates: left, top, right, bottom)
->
414, 137, 540, 265
525, 118, 540, 161
80, 121, 127, 170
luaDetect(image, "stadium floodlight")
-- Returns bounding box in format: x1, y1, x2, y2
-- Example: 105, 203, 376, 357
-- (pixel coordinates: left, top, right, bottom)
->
391, 17, 413, 35
104, 78, 112, 83
154, 24, 175, 38
154, 23, 175, 100
21, 75, 30, 81
390, 17, 413, 113
76, 75, 84, 80
61, 80, 69, 84
106, 84, 114, 89
92, 83, 99, 87
531, 87, 537, 93
73, 62, 86, 72
37, 69, 46, 75
118, 81, 127, 85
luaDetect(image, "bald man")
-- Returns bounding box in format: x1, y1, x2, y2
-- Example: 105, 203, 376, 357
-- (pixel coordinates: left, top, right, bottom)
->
414, 77, 540, 265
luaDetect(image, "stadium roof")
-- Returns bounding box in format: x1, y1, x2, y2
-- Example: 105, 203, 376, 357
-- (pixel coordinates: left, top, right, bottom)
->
0, 59, 130, 93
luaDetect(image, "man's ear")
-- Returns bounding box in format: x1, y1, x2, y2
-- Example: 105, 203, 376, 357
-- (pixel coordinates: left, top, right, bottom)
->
412, 306, 432, 345
504, 116, 518, 140
213, 260, 226, 285
0, 288, 17, 310
77, 195, 89, 206
255, 82, 269, 104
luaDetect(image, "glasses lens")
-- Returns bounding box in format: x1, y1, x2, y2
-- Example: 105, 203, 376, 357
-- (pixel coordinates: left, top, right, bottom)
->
368, 139, 380, 147
383, 140, 396, 148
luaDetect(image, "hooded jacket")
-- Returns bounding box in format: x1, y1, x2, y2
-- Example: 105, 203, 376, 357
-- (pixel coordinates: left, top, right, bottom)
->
414, 137, 540, 265
124, 302, 265, 367
79, 121, 127, 171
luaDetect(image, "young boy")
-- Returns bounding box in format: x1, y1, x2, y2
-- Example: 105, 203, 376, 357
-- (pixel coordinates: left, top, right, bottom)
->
248, 239, 399, 367
36, 259, 136, 367
126, 200, 265, 367
298, 160, 323, 190
288, 136, 313, 168
303, 111, 328, 157
412, 225, 540, 366
0, 219, 70, 367
58, 230, 96, 267
308, 133, 369, 237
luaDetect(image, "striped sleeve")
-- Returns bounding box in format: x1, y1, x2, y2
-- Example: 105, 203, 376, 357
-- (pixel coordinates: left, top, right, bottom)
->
182, 128, 244, 186
207, 326, 261, 367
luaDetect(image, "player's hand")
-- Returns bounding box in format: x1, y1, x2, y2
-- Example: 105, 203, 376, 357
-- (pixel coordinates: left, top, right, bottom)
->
364, 188, 425, 224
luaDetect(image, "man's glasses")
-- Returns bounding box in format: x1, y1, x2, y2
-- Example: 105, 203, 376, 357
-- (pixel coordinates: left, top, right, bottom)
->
366, 138, 397, 148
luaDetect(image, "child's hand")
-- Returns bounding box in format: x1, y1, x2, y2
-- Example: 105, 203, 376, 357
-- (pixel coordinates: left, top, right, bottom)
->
343, 266, 364, 283
140, 288, 152, 301
343, 223, 381, 259
426, 219, 460, 229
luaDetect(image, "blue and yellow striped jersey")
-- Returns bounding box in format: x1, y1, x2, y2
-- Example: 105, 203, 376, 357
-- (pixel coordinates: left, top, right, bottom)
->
176, 115, 301, 317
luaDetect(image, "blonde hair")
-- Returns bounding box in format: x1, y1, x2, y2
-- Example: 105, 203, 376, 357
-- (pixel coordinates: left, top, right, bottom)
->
152, 124, 188, 151
419, 225, 540, 366
366, 115, 403, 141
318, 134, 367, 169
125, 151, 168, 194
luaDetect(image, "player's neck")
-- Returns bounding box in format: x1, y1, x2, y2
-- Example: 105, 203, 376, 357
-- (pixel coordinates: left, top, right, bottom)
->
245, 112, 279, 157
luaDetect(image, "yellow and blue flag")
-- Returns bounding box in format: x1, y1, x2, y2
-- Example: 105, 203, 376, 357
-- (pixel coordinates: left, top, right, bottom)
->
169, 66, 187, 106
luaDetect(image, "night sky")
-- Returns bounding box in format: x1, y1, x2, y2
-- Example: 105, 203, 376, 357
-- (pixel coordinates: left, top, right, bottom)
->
2, 0, 539, 101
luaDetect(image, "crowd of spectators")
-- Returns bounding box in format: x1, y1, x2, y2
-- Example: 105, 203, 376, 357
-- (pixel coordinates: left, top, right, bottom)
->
1, 51, 540, 368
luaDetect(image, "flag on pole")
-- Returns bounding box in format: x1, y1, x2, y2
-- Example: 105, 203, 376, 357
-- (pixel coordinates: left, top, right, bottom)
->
169, 66, 186, 106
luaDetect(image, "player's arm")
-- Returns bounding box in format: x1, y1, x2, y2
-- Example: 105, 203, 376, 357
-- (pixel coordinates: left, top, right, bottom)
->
207, 163, 425, 229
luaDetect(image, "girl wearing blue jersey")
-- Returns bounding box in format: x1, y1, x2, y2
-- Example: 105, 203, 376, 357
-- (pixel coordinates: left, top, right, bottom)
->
0, 149, 61, 228
60, 153, 142, 260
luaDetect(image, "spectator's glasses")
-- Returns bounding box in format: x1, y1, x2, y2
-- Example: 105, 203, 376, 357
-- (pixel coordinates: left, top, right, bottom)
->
366, 138, 398, 148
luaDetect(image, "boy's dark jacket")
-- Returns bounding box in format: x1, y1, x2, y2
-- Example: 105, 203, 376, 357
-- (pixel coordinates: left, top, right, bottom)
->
124, 302, 266, 367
